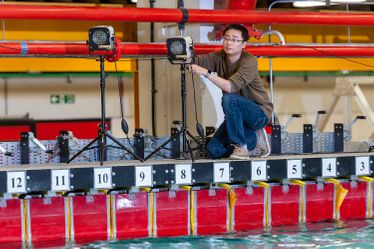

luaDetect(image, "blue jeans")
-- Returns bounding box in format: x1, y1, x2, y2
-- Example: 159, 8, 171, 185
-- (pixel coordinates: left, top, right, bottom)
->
206, 93, 269, 158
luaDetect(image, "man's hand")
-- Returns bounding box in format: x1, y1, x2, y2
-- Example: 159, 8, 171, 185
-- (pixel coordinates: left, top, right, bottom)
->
188, 64, 209, 76
189, 64, 232, 93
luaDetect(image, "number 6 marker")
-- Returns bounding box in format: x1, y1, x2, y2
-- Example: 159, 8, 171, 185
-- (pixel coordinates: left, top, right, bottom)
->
251, 161, 267, 181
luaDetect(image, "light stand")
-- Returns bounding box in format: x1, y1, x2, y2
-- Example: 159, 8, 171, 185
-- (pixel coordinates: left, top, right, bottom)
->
67, 55, 143, 165
144, 62, 212, 161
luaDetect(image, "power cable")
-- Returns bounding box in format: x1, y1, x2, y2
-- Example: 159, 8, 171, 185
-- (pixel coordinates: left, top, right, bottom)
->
295, 45, 374, 68
191, 71, 205, 139
114, 60, 134, 150
114, 60, 172, 159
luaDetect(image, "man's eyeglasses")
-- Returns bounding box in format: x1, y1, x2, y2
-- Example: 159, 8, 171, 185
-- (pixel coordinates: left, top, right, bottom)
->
223, 36, 244, 43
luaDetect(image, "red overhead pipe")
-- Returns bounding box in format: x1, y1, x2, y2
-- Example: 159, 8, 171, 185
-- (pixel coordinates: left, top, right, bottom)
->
0, 42, 88, 55
1, 42, 374, 58
209, 0, 260, 41
0, 4, 374, 26
225, 0, 257, 10
121, 44, 374, 57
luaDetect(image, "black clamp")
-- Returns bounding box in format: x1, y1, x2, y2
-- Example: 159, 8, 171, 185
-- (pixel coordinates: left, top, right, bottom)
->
178, 0, 189, 31
303, 124, 313, 154
171, 123, 181, 159
134, 129, 145, 160
271, 125, 282, 155
369, 146, 374, 152
20, 132, 30, 164
178, 8, 189, 31
58, 131, 69, 163
334, 123, 344, 152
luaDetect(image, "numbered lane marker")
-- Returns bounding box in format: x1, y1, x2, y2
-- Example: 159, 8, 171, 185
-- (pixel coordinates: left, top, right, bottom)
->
51, 169, 70, 191
251, 161, 267, 181
135, 166, 152, 187
214, 162, 230, 183
322, 158, 337, 177
7, 171, 26, 194
287, 159, 302, 179
94, 167, 112, 189
175, 164, 192, 185
355, 156, 370, 176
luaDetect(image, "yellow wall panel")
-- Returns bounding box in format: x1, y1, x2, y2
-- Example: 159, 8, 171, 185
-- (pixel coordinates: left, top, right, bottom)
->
0, 58, 135, 72
2, 20, 132, 41
253, 25, 374, 44
0, 19, 136, 72
258, 58, 374, 71
251, 25, 374, 71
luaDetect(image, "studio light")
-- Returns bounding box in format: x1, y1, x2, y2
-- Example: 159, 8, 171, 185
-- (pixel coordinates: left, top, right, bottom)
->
293, 1, 328, 7
69, 26, 141, 165
166, 36, 194, 64
293, 0, 366, 8
88, 26, 115, 53
146, 35, 210, 161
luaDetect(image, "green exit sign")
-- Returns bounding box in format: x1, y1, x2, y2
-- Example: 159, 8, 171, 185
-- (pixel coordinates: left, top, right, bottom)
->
64, 94, 75, 104
50, 94, 75, 104
50, 94, 60, 104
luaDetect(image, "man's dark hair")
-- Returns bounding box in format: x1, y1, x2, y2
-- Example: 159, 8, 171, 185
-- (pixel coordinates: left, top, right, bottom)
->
223, 24, 249, 42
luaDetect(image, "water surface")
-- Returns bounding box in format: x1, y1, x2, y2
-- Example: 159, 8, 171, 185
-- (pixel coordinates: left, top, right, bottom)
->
79, 219, 374, 249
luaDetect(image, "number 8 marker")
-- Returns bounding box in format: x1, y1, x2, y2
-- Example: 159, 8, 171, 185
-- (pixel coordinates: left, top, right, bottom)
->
175, 164, 192, 184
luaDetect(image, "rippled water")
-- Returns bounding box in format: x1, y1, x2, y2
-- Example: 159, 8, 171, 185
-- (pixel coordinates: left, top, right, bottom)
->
78, 219, 374, 249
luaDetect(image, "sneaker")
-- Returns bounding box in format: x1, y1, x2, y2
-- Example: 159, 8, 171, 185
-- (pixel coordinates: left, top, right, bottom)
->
250, 128, 271, 157
229, 145, 250, 160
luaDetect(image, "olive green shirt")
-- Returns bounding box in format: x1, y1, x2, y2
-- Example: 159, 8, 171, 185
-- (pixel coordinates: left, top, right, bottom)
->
195, 50, 273, 120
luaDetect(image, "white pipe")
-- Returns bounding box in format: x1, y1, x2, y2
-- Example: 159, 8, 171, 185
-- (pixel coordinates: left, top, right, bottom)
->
28, 132, 48, 152
261, 30, 286, 45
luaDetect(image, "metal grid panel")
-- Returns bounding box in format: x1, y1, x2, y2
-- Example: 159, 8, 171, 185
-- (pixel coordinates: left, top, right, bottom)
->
281, 132, 335, 154
0, 136, 173, 166
0, 131, 364, 166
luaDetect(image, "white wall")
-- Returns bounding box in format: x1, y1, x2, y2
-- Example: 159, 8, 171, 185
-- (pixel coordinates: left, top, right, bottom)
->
272, 76, 374, 141
2, 73, 374, 142
0, 75, 135, 138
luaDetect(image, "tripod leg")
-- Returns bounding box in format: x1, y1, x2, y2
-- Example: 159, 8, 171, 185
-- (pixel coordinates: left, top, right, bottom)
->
99, 132, 107, 165
99, 140, 106, 166
105, 132, 144, 162
144, 129, 184, 161
185, 137, 195, 162
185, 130, 215, 159
67, 136, 100, 164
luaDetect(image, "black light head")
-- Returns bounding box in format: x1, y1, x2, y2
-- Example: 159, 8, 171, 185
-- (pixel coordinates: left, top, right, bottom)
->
166, 36, 194, 64
88, 26, 115, 53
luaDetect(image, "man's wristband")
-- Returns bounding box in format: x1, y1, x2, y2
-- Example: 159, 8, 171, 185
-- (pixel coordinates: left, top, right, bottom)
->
204, 70, 212, 77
